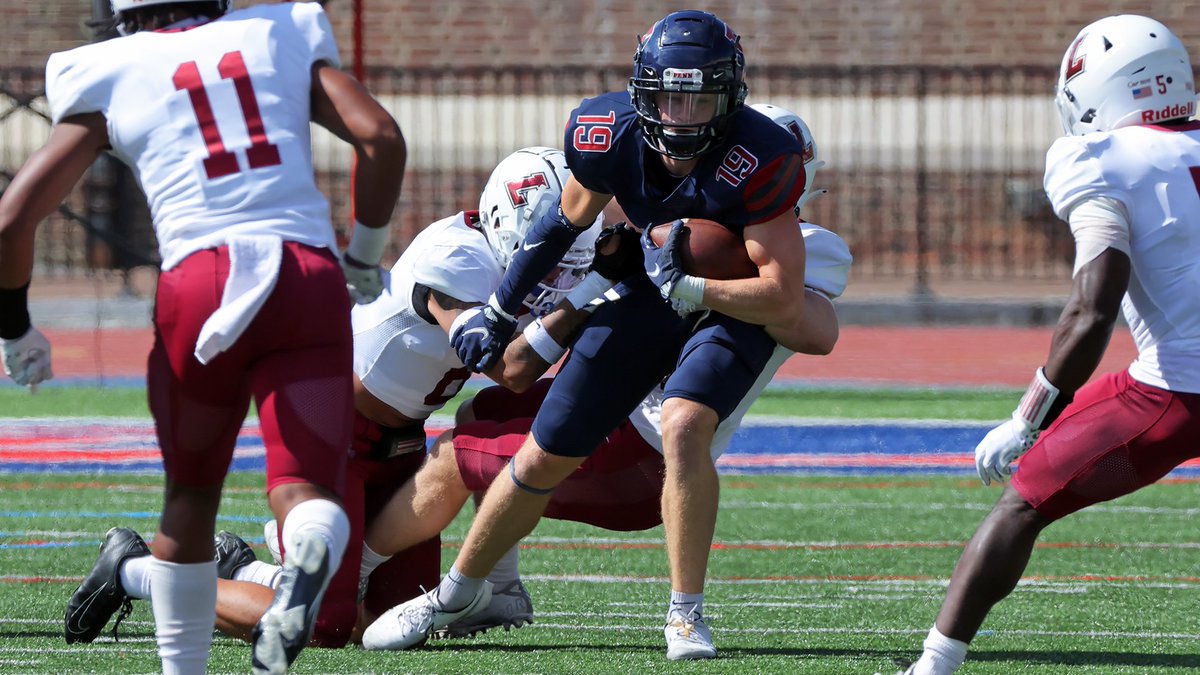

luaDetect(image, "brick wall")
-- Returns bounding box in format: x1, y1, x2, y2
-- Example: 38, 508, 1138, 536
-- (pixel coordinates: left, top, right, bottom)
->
9, 1, 1200, 71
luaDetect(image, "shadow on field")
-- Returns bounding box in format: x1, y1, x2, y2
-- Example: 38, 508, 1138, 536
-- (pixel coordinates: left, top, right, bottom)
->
957, 650, 1200, 669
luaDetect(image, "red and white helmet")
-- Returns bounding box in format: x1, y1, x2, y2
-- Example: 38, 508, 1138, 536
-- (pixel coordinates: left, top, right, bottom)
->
750, 103, 827, 213
478, 147, 602, 317
1055, 15, 1195, 136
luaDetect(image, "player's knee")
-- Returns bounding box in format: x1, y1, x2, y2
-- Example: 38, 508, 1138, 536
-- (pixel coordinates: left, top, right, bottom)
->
511, 442, 583, 492
991, 486, 1050, 531
659, 397, 718, 464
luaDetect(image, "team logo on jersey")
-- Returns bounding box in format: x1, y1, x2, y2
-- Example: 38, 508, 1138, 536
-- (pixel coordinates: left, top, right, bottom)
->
716, 145, 759, 187
505, 173, 549, 207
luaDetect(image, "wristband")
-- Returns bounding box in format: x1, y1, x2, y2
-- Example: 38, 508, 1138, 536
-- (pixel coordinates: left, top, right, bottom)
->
0, 282, 31, 340
565, 271, 613, 310
521, 318, 567, 364
346, 221, 389, 266
1015, 367, 1061, 430
670, 274, 706, 306
487, 293, 517, 323
448, 307, 482, 341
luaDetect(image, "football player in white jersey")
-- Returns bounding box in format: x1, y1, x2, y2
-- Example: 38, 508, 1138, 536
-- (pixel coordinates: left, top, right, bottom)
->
903, 15, 1200, 675
360, 105, 851, 652
0, 2, 405, 674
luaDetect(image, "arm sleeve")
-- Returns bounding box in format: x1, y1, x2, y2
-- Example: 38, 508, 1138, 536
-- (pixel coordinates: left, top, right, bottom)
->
1067, 197, 1132, 276
45, 50, 109, 124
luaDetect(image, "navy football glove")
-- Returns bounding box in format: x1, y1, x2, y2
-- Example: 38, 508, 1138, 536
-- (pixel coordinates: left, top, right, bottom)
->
450, 295, 517, 372
642, 219, 686, 295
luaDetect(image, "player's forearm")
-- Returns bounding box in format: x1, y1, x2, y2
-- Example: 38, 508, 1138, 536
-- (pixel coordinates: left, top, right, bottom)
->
490, 301, 592, 391
701, 275, 806, 326
350, 131, 406, 228
765, 289, 838, 355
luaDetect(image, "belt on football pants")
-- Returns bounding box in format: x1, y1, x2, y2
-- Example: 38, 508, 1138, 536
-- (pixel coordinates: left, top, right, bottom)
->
366, 422, 427, 461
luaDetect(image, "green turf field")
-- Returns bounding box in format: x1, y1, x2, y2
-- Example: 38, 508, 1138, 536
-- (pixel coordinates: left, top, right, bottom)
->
4, 388, 1199, 674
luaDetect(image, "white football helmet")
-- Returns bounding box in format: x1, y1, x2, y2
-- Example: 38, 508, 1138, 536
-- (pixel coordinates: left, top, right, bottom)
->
478, 146, 603, 318
1055, 15, 1196, 136
750, 103, 828, 214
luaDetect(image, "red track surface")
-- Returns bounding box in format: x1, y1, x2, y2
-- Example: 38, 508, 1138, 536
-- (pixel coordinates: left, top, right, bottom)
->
44, 326, 1139, 388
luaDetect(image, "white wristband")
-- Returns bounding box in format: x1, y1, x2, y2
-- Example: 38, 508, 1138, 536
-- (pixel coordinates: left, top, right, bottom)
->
522, 318, 567, 364
346, 221, 390, 266
565, 271, 614, 310
1015, 367, 1061, 430
487, 293, 517, 323
670, 274, 706, 306
448, 307, 482, 341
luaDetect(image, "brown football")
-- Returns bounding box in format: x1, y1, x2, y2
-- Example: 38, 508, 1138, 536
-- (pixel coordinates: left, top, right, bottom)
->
648, 218, 758, 280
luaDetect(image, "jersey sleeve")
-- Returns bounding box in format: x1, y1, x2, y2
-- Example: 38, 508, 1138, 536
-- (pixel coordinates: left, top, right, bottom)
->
288, 0, 341, 68
741, 152, 807, 224
410, 243, 501, 305
1043, 135, 1133, 220
44, 48, 111, 124
562, 95, 629, 195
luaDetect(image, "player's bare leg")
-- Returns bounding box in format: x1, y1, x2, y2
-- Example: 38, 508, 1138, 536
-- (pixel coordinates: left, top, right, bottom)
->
361, 435, 584, 650
659, 396, 720, 660
364, 430, 472, 558
908, 486, 1050, 674
215, 580, 275, 642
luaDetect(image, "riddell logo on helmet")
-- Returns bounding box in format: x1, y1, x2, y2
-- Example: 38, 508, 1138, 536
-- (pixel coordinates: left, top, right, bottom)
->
1141, 101, 1197, 123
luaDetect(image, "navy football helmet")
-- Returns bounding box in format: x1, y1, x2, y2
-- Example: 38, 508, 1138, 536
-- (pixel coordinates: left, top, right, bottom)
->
628, 11, 748, 160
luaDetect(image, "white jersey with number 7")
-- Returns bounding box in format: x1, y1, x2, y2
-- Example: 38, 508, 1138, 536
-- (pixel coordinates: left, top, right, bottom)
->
44, 2, 339, 271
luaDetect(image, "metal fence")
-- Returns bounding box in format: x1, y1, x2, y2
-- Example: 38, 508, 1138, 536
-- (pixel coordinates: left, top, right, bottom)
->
0, 64, 1072, 290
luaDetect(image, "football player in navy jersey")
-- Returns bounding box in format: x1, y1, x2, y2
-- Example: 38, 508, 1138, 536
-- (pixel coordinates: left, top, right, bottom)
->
378, 11, 814, 660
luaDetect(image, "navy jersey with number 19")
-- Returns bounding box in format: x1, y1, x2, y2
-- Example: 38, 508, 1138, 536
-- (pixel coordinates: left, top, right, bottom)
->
564, 91, 806, 232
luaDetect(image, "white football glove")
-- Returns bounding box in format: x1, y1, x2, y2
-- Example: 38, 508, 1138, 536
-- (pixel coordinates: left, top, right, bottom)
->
340, 255, 386, 305
974, 414, 1038, 486
0, 326, 53, 389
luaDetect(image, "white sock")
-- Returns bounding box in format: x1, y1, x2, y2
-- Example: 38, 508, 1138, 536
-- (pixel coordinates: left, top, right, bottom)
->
669, 590, 704, 619
487, 545, 520, 585
911, 625, 968, 675
281, 498, 350, 573
148, 558, 217, 675
118, 553, 154, 600
232, 560, 283, 589
436, 564, 485, 611
360, 541, 391, 583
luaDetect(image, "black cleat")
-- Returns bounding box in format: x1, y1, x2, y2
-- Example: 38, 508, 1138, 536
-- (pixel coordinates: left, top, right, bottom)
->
64, 527, 150, 644
250, 532, 332, 675
215, 530, 258, 580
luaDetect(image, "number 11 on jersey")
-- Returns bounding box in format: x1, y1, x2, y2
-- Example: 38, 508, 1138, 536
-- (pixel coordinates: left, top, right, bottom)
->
173, 50, 282, 180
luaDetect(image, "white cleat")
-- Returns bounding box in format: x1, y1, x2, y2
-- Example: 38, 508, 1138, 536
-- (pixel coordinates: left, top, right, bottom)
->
250, 533, 333, 675
438, 579, 533, 638
664, 610, 716, 660
362, 582, 493, 651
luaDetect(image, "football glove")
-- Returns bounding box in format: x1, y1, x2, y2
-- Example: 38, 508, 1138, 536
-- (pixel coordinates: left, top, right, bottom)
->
642, 220, 705, 316
0, 326, 53, 389
974, 415, 1038, 486
340, 253, 386, 305
591, 222, 644, 282
450, 294, 517, 372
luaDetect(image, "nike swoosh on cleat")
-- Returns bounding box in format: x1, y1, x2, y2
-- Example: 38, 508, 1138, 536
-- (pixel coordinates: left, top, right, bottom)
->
649, 263, 661, 277
66, 588, 105, 635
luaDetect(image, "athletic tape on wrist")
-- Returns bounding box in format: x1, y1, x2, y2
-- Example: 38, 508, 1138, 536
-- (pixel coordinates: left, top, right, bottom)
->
521, 318, 567, 364
346, 221, 389, 266
1016, 367, 1061, 430
566, 271, 613, 310
671, 274, 706, 305
487, 293, 517, 323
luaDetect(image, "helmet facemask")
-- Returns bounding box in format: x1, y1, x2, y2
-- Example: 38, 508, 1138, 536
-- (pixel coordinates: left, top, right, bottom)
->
629, 11, 748, 161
